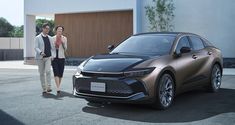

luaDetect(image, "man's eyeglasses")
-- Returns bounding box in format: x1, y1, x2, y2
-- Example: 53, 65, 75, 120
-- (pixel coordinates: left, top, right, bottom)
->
43, 27, 50, 30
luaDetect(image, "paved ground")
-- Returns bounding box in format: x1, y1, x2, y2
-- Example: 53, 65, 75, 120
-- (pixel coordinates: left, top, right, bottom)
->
0, 67, 235, 125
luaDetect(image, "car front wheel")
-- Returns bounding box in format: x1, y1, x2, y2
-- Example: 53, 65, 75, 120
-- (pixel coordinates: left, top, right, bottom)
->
152, 73, 175, 110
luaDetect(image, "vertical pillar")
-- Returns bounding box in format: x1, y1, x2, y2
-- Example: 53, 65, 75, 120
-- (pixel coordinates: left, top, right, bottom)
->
24, 15, 36, 64
133, 0, 142, 34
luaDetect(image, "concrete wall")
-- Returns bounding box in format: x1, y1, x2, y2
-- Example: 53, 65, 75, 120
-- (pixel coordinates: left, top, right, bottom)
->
0, 49, 23, 61
24, 0, 235, 58
142, 0, 235, 58
25, 0, 135, 14
24, 0, 141, 33
0, 38, 24, 49
24, 0, 142, 61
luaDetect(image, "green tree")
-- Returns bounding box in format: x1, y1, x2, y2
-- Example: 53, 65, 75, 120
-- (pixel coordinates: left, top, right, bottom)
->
0, 17, 14, 37
36, 19, 55, 36
145, 0, 175, 32
10, 25, 24, 37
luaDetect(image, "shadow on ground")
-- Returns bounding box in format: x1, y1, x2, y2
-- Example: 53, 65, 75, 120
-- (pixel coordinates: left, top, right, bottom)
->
41, 91, 75, 100
0, 110, 25, 125
82, 88, 235, 123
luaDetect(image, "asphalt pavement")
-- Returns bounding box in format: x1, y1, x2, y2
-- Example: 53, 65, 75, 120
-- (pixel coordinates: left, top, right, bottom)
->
0, 68, 235, 125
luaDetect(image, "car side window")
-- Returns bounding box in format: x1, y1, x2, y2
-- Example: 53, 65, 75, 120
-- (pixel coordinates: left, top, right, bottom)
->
176, 36, 191, 54
202, 38, 214, 47
190, 36, 205, 50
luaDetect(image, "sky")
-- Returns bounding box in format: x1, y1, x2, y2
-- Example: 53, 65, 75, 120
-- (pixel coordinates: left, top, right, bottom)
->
0, 0, 24, 26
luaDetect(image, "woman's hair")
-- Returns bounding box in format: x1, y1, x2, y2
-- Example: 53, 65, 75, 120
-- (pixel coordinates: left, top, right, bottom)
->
55, 25, 64, 31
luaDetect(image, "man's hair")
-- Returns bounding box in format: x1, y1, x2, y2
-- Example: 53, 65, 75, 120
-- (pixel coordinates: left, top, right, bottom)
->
42, 23, 50, 28
55, 25, 64, 31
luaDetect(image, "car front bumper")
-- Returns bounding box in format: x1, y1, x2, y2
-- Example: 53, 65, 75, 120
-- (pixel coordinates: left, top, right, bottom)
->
72, 75, 151, 103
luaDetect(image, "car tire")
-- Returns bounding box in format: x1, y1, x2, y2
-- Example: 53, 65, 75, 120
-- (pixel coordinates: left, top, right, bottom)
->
152, 73, 175, 110
207, 64, 222, 92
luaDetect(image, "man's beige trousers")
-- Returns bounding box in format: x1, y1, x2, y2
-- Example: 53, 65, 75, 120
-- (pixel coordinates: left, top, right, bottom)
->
36, 57, 51, 91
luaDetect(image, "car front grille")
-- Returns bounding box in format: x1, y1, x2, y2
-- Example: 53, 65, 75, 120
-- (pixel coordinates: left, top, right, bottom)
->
75, 78, 133, 97
81, 71, 124, 77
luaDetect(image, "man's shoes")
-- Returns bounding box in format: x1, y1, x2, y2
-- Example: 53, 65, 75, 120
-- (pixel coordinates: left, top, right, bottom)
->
47, 89, 52, 92
42, 91, 47, 95
57, 90, 61, 94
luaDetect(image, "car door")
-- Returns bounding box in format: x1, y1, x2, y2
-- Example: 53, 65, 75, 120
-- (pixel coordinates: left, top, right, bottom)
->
173, 36, 201, 87
187, 35, 211, 85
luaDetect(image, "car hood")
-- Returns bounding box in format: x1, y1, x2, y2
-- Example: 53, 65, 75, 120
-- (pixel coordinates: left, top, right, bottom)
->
82, 54, 151, 72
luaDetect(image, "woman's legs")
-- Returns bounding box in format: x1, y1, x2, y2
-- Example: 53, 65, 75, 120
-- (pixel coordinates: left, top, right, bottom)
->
59, 77, 62, 85
52, 58, 65, 94
54, 76, 60, 91
52, 59, 60, 92
57, 77, 62, 91
57, 59, 65, 93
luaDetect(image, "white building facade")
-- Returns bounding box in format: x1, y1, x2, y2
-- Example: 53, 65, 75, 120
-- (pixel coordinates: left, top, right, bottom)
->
24, 0, 235, 64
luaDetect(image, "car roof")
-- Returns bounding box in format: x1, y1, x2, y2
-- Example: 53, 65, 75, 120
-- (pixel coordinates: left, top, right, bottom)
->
134, 32, 198, 37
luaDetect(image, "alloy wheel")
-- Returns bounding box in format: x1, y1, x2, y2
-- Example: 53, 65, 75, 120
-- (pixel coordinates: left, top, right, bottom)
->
212, 65, 222, 90
159, 74, 174, 108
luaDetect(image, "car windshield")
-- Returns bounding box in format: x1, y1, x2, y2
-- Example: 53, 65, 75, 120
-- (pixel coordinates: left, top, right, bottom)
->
111, 35, 176, 56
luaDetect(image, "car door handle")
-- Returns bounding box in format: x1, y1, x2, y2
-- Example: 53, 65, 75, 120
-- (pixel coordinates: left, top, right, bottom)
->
192, 55, 198, 59
208, 51, 212, 55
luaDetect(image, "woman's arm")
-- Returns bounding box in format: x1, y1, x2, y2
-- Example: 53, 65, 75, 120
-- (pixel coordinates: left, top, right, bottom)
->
62, 36, 68, 50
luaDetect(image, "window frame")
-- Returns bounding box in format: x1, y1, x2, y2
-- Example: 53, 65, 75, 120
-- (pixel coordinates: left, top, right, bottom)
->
188, 35, 205, 51
174, 35, 193, 54
201, 37, 214, 47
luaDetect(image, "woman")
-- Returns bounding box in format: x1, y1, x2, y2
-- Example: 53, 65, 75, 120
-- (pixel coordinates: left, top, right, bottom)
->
52, 25, 67, 94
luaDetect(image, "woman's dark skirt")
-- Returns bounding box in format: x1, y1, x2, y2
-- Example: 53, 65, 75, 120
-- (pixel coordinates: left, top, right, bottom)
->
52, 58, 65, 77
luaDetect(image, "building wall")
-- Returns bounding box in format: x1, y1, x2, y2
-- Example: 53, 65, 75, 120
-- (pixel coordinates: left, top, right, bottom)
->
0, 38, 24, 49
55, 11, 133, 57
24, 0, 141, 33
141, 0, 235, 58
24, 0, 141, 61
25, 0, 135, 14
24, 0, 235, 58
0, 38, 24, 61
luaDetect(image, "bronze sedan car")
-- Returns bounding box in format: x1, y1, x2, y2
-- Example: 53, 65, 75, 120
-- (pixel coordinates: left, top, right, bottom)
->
73, 32, 223, 109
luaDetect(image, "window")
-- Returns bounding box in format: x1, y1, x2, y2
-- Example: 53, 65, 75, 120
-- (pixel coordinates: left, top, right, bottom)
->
202, 38, 214, 47
111, 35, 176, 56
190, 36, 205, 50
176, 37, 191, 54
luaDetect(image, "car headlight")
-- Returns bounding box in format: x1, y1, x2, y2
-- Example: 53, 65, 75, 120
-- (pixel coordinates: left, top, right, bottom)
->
74, 67, 82, 78
74, 60, 87, 78
124, 67, 155, 77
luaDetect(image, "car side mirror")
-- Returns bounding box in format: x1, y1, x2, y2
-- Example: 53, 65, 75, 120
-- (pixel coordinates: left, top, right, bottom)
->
180, 47, 191, 54
107, 45, 115, 51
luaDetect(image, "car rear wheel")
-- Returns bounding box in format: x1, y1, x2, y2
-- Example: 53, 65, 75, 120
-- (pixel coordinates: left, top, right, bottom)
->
207, 64, 222, 92
152, 73, 175, 110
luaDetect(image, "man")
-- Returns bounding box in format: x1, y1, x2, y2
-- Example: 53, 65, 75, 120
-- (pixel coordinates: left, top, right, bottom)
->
34, 23, 54, 94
